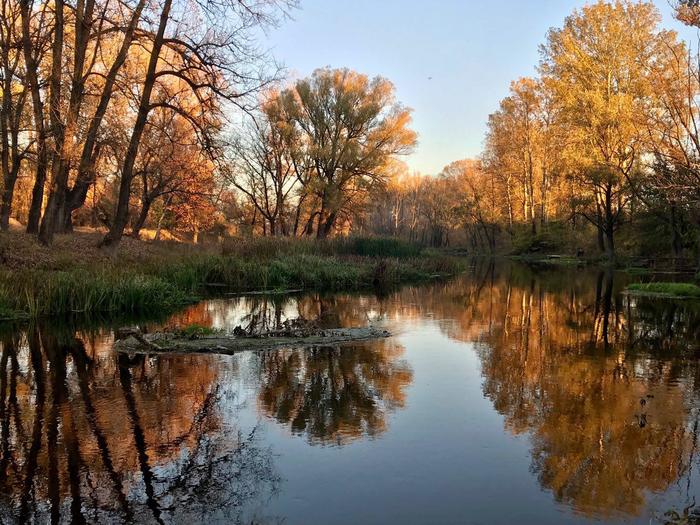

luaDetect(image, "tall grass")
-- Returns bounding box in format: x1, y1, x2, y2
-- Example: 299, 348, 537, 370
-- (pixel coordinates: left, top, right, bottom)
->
221, 235, 423, 259
0, 236, 460, 321
0, 269, 190, 318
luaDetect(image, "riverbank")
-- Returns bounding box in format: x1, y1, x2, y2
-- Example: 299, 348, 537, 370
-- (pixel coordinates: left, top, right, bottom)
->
0, 232, 463, 321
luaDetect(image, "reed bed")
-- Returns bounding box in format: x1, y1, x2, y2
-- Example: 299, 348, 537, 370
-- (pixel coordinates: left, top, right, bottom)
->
0, 236, 462, 321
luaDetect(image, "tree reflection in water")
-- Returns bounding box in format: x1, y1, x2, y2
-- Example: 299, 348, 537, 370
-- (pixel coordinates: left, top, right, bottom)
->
0, 324, 278, 524
168, 293, 414, 446
458, 264, 700, 519
0, 263, 697, 522
236, 261, 700, 519
256, 338, 413, 445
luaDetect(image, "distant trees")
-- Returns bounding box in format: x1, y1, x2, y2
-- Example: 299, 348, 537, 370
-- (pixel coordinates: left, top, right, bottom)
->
367, 0, 700, 265
366, 159, 502, 250
483, 78, 565, 238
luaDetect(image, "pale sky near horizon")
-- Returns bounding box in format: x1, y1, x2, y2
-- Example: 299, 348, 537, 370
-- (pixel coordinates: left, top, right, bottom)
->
264, 0, 699, 175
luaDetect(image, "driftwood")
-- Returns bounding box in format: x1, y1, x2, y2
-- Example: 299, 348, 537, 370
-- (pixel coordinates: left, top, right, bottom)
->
114, 326, 391, 355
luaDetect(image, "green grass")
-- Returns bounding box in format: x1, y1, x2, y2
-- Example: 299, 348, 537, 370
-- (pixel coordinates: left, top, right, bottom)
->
0, 237, 463, 321
178, 324, 220, 338
627, 282, 700, 298
220, 236, 423, 259
0, 269, 192, 318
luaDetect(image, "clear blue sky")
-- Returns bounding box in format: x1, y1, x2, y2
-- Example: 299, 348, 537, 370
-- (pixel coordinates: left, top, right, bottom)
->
265, 0, 698, 175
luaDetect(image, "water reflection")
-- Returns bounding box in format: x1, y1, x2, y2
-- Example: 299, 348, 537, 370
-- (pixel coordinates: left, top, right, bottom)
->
0, 263, 699, 522
449, 265, 700, 519
256, 339, 413, 445
0, 324, 278, 524
157, 265, 700, 519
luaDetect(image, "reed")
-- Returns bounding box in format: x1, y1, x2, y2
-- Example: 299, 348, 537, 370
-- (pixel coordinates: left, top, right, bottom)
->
0, 236, 462, 321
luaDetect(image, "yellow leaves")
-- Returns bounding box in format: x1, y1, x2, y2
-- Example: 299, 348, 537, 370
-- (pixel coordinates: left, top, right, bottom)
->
538, 0, 680, 177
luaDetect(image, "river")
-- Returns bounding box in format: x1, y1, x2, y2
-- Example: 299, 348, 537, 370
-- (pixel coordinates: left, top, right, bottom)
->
1, 260, 699, 524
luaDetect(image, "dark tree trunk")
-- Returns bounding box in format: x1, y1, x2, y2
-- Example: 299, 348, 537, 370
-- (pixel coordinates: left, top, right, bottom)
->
318, 210, 337, 239
595, 192, 605, 253
0, 65, 12, 231
100, 0, 172, 249
65, 0, 146, 223
37, 0, 65, 245
40, 0, 95, 244
0, 161, 20, 231
670, 202, 682, 259
131, 198, 151, 239
603, 184, 615, 263
20, 0, 48, 234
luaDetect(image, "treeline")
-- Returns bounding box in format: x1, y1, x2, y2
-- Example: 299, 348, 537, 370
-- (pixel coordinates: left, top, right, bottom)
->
476, 0, 700, 263
6, 0, 700, 264
369, 0, 700, 264
235, 0, 700, 265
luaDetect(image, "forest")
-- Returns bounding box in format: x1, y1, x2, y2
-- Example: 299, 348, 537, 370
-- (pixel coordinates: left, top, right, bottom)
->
4, 2, 700, 523
1, 0, 700, 266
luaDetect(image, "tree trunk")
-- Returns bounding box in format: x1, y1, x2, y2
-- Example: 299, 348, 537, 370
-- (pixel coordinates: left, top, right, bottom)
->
64, 0, 146, 224
37, 0, 65, 245
0, 60, 12, 230
0, 139, 21, 231
20, 0, 48, 234
100, 0, 172, 249
0, 162, 20, 230
131, 198, 151, 239
153, 195, 171, 241
40, 0, 95, 244
595, 192, 605, 253
318, 211, 337, 239
670, 202, 682, 259
603, 184, 615, 263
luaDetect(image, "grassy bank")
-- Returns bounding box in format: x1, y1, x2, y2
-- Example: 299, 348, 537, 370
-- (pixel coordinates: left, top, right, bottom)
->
0, 233, 463, 321
626, 282, 700, 299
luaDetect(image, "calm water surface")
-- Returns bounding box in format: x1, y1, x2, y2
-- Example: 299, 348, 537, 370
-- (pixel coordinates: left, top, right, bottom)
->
1, 261, 700, 524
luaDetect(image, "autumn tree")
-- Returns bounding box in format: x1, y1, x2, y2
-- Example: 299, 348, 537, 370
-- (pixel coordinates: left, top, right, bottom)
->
539, 0, 679, 261
274, 68, 417, 238
129, 109, 218, 239
0, 0, 294, 246
228, 91, 301, 236
98, 0, 295, 249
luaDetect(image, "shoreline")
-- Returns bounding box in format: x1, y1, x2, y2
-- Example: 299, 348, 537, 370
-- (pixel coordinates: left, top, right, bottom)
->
0, 232, 464, 322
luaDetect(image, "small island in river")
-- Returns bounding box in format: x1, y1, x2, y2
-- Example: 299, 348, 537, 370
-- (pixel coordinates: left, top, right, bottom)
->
114, 325, 392, 355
